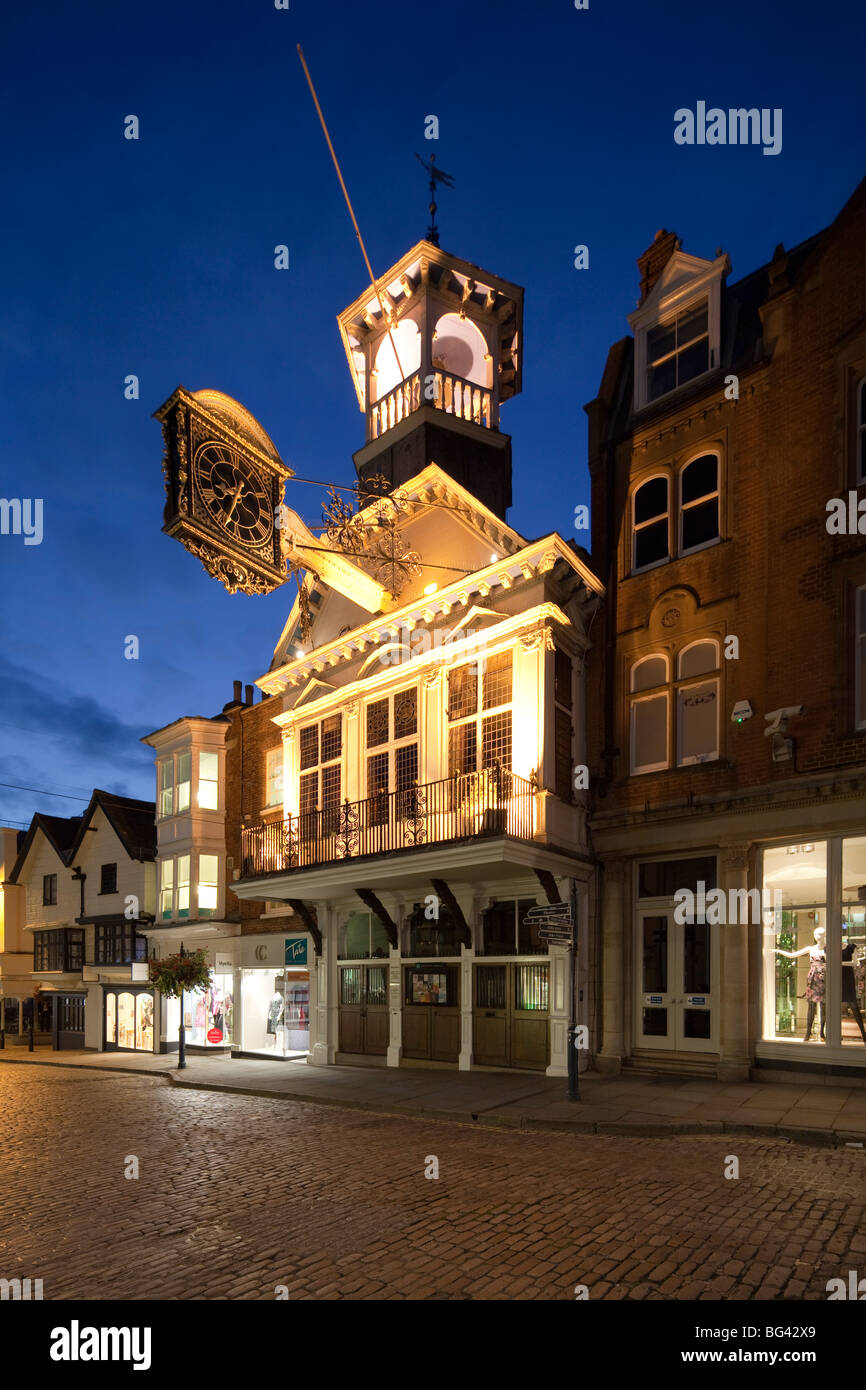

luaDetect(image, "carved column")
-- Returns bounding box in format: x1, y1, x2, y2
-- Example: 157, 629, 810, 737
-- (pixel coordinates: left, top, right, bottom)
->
718, 844, 751, 1081
597, 858, 626, 1073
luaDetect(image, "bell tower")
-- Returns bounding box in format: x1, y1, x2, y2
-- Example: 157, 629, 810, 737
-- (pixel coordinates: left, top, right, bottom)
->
338, 241, 523, 519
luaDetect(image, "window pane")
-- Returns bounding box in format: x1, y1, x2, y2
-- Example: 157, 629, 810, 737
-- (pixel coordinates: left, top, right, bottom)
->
632, 655, 667, 692
394, 688, 417, 739
299, 725, 318, 770
638, 857, 717, 898
647, 320, 676, 365
554, 648, 572, 708
366, 698, 389, 748
635, 518, 668, 568
299, 771, 318, 815
199, 751, 218, 809
678, 641, 717, 679
763, 842, 827, 909
266, 748, 283, 807
518, 898, 547, 955
642, 916, 668, 992
683, 922, 711, 994
395, 742, 417, 791
476, 964, 506, 1008
198, 855, 218, 912
321, 763, 340, 810
106, 992, 116, 1044
634, 476, 668, 524
367, 751, 388, 796
681, 454, 717, 504
632, 693, 668, 770
677, 338, 710, 387
678, 680, 718, 763
648, 358, 676, 401
321, 715, 341, 763
341, 912, 370, 959
677, 301, 708, 345
515, 963, 549, 1011
448, 663, 478, 720
481, 711, 512, 769
483, 652, 512, 710
682, 497, 719, 550
448, 723, 475, 775
340, 967, 361, 1003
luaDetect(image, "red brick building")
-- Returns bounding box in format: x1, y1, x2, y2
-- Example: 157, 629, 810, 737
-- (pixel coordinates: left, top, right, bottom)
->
585, 176, 866, 1081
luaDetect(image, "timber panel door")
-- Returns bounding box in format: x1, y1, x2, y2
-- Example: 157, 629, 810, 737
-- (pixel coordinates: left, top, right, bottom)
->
473, 963, 549, 1070
338, 965, 388, 1055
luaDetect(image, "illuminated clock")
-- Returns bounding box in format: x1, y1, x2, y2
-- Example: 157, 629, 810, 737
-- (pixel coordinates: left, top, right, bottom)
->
193, 440, 273, 547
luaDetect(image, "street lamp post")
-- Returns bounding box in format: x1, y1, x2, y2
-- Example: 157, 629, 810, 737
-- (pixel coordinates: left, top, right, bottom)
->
177, 943, 188, 1071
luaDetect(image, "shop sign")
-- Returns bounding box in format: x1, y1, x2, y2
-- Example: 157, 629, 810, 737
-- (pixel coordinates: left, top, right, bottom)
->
285, 937, 307, 966
215, 955, 233, 973
207, 1027, 224, 1043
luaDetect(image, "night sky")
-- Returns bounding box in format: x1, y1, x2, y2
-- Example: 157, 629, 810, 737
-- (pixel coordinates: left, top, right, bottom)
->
1, 0, 863, 830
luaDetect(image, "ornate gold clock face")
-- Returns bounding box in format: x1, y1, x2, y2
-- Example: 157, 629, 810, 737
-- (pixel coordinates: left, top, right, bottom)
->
193, 440, 273, 546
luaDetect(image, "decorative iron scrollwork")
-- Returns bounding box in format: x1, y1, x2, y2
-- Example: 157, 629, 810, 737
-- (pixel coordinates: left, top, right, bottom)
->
335, 799, 360, 859
402, 782, 427, 846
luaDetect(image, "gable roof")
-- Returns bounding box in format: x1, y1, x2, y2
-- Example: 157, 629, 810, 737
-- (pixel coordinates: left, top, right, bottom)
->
67, 790, 156, 863
9, 812, 83, 882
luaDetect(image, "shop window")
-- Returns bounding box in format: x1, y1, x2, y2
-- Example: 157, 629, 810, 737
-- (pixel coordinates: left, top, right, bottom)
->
841, 836, 866, 1049
42, 873, 57, 906
856, 586, 866, 731
265, 747, 283, 808
198, 751, 219, 810
632, 477, 670, 571
159, 859, 173, 920
679, 454, 720, 553
107, 992, 155, 1052
176, 753, 191, 813
158, 760, 173, 818
198, 855, 219, 914
404, 964, 457, 1006
480, 898, 543, 956
646, 300, 709, 402
240, 969, 307, 1055
183, 974, 234, 1047
338, 909, 391, 960
448, 652, 512, 775
761, 843, 827, 1044
100, 862, 117, 895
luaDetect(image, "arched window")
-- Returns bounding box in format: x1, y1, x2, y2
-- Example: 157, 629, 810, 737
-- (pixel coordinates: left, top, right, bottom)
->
679, 453, 720, 553
676, 640, 720, 765
632, 477, 670, 571
372, 318, 421, 399
630, 654, 669, 773
432, 313, 490, 387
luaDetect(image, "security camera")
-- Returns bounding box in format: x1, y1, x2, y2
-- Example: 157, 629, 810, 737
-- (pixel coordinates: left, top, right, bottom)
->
764, 705, 805, 736
731, 700, 753, 724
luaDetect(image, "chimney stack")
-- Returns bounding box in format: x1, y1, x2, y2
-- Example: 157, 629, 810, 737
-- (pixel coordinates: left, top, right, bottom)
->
636, 228, 680, 305
245, 684, 255, 707
233, 680, 242, 703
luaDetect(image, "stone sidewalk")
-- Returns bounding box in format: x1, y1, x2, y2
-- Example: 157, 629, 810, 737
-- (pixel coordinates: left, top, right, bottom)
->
2, 1045, 866, 1144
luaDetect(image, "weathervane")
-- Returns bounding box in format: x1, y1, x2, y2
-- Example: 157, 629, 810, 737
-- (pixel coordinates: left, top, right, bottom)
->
415, 152, 455, 247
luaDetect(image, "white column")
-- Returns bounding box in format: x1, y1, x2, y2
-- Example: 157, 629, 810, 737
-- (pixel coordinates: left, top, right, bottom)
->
459, 941, 474, 1070
387, 943, 402, 1067
718, 845, 751, 1081
546, 943, 569, 1077
311, 904, 337, 1065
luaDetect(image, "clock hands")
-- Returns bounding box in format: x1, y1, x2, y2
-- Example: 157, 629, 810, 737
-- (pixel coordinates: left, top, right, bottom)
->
223, 476, 246, 523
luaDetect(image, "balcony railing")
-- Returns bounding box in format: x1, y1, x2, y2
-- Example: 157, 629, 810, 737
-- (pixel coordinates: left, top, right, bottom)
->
240, 767, 536, 878
369, 370, 494, 440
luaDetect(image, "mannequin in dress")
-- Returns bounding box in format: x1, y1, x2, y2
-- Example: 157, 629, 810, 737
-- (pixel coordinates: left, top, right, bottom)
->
841, 927, 866, 1044
775, 926, 825, 1041
266, 990, 284, 1047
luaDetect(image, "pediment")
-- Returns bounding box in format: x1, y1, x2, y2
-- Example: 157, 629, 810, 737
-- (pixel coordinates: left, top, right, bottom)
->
291, 677, 338, 709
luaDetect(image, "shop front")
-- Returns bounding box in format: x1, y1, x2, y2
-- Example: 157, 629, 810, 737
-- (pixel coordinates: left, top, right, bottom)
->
181, 950, 235, 1052
104, 987, 155, 1052
237, 933, 311, 1058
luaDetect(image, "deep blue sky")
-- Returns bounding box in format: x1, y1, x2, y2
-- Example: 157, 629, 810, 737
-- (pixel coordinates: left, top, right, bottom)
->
0, 0, 863, 829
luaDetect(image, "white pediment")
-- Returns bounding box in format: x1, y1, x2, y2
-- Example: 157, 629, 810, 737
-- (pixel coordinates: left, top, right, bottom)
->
291, 677, 338, 709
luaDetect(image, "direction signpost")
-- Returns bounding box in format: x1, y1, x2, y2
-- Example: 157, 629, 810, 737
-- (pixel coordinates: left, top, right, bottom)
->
525, 889, 580, 1100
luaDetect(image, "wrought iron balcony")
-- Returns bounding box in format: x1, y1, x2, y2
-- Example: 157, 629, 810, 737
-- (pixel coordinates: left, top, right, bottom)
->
240, 767, 536, 878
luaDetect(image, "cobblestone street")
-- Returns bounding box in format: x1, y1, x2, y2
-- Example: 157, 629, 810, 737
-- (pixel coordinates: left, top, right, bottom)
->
1, 1065, 865, 1301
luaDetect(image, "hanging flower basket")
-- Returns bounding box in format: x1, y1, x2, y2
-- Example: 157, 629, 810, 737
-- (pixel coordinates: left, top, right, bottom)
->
149, 950, 211, 999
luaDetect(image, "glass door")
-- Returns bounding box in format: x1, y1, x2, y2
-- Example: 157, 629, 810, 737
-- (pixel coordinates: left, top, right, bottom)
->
637, 910, 716, 1052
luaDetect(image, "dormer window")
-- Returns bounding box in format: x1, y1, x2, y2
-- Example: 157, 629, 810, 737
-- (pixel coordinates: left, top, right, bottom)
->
646, 300, 709, 402
628, 248, 728, 412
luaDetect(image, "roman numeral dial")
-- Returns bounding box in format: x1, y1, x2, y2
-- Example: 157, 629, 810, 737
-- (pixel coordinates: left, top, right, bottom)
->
193, 441, 273, 546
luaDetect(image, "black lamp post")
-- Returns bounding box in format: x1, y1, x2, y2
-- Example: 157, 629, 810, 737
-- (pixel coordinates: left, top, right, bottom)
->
177, 942, 188, 1070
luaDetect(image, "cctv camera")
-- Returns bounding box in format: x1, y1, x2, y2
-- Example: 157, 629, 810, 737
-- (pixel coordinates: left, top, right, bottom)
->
764, 705, 805, 736
731, 700, 753, 724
